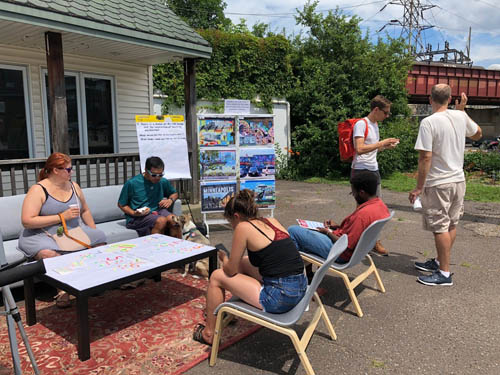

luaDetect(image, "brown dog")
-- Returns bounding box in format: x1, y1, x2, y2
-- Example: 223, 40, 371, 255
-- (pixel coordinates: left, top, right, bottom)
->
166, 214, 182, 239
178, 214, 211, 278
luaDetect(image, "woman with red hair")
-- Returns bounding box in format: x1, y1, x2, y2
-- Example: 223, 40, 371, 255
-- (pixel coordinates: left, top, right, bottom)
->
18, 152, 106, 307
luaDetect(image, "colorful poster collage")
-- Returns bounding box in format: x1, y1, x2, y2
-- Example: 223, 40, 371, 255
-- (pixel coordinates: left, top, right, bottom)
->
198, 115, 275, 212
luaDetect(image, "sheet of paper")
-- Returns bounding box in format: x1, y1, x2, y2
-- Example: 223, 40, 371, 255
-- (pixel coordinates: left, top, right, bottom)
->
296, 219, 324, 231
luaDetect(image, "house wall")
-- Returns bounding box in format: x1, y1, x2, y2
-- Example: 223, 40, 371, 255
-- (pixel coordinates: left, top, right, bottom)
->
0, 44, 151, 157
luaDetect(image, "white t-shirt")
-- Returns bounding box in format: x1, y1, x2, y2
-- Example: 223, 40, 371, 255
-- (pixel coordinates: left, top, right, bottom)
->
414, 109, 479, 187
351, 117, 380, 171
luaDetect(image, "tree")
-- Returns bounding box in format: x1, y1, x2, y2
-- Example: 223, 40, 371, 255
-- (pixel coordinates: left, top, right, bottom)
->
166, 0, 231, 29
287, 1, 414, 178
153, 29, 294, 112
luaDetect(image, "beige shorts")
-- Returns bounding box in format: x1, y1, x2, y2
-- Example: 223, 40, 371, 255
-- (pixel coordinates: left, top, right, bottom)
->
421, 182, 465, 233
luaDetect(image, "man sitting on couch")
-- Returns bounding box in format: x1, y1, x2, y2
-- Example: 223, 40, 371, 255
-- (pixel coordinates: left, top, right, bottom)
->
118, 156, 181, 238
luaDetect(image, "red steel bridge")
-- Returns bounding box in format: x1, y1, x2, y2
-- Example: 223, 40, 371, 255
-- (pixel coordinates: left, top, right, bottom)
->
406, 63, 500, 105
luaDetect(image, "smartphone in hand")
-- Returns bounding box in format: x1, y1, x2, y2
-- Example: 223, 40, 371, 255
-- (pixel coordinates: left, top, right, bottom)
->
215, 243, 230, 257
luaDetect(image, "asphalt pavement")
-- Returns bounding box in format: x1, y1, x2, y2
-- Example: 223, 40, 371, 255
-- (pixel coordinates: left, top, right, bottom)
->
186, 179, 500, 375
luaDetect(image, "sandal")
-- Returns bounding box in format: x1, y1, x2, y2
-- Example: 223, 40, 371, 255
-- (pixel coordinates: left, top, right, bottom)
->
193, 324, 212, 346
54, 291, 71, 309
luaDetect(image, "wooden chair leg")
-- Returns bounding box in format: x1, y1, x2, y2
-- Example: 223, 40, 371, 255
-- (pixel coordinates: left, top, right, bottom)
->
314, 292, 337, 341
367, 255, 386, 293
337, 272, 363, 318
289, 331, 315, 375
209, 310, 225, 366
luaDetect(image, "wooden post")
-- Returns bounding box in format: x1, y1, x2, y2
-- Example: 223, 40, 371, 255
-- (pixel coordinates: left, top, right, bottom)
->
45, 32, 69, 155
184, 58, 199, 203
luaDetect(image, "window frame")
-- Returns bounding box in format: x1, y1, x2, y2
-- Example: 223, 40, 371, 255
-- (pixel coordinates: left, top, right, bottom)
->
42, 70, 117, 156
0, 63, 34, 158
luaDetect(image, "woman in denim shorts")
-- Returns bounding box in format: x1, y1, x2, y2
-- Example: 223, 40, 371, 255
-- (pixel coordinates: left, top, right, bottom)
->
193, 189, 307, 346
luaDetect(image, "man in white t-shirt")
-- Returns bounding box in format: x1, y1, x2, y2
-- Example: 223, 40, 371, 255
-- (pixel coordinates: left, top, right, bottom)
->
409, 84, 482, 286
352, 95, 399, 255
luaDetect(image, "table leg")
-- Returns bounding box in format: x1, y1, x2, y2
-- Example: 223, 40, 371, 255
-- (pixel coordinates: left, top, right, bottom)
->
208, 252, 217, 277
76, 295, 90, 361
24, 277, 36, 326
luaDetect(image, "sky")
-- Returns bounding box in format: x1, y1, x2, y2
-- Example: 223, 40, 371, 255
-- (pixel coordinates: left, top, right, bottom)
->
224, 0, 500, 69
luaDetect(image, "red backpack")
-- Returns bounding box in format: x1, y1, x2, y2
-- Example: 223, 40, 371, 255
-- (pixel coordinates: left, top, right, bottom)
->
338, 118, 369, 162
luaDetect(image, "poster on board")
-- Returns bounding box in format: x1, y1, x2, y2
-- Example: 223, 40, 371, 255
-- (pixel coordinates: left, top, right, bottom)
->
239, 148, 275, 179
200, 149, 237, 180
201, 181, 237, 213
198, 117, 235, 147
240, 179, 276, 208
135, 115, 191, 179
239, 117, 274, 146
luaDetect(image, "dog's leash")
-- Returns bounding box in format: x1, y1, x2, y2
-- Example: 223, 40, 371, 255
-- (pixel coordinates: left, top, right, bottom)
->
183, 197, 208, 236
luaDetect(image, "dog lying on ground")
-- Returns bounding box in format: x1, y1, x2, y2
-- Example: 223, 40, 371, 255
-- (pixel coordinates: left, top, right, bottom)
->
178, 214, 211, 278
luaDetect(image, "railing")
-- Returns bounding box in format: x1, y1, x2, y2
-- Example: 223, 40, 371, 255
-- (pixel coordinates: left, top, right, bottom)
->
0, 153, 194, 198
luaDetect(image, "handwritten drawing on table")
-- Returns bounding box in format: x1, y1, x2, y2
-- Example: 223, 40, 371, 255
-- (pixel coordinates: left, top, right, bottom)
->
51, 234, 214, 277
53, 252, 151, 275
296, 219, 324, 231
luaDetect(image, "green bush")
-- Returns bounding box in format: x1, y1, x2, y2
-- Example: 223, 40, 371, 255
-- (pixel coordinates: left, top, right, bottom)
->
464, 150, 500, 175
377, 117, 419, 176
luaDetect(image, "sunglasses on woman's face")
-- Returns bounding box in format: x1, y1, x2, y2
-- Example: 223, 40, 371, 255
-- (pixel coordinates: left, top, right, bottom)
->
58, 167, 73, 173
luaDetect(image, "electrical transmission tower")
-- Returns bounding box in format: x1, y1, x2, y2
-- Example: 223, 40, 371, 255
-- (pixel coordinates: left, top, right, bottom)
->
379, 0, 436, 56
379, 0, 472, 65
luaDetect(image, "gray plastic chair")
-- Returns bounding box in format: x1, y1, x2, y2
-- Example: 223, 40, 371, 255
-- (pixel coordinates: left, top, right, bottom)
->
209, 235, 348, 375
300, 211, 394, 318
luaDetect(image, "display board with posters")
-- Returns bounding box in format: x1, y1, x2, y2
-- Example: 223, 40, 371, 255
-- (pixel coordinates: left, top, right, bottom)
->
198, 114, 275, 234
135, 115, 191, 179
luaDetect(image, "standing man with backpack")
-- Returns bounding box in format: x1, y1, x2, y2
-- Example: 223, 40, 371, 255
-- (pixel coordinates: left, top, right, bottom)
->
351, 95, 399, 255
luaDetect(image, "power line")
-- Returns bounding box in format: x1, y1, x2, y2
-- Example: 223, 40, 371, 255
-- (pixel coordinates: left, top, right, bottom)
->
475, 0, 500, 10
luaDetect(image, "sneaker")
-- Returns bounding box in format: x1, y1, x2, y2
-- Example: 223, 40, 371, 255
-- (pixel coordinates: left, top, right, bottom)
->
415, 258, 439, 272
417, 271, 453, 286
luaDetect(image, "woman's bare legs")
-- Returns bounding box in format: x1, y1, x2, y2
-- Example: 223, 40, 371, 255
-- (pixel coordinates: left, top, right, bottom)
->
202, 256, 262, 344
35, 249, 70, 307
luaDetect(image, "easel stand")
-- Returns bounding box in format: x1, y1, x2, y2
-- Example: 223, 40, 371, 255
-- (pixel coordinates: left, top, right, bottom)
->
1, 284, 39, 375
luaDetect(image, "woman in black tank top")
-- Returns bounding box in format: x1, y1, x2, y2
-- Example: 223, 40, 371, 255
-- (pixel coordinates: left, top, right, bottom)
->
193, 190, 307, 346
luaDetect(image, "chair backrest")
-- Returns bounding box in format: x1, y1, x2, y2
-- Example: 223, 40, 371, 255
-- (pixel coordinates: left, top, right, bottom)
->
344, 211, 394, 267
291, 234, 349, 317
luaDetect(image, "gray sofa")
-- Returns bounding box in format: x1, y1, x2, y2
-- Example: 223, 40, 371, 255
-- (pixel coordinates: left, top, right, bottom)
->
0, 184, 182, 271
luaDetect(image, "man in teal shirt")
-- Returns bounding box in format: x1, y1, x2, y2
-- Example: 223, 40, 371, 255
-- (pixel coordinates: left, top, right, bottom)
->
118, 156, 181, 237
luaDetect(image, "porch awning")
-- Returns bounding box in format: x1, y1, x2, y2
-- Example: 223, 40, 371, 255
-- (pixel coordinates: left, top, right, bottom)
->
0, 0, 212, 64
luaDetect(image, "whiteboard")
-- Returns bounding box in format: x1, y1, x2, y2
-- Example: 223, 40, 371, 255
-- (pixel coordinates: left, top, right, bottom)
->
135, 115, 191, 179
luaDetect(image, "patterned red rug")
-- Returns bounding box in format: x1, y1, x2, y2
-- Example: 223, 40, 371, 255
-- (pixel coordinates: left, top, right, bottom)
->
0, 271, 260, 374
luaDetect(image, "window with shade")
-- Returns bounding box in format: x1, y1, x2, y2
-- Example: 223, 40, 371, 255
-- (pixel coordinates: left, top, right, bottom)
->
43, 72, 116, 155
0, 65, 32, 159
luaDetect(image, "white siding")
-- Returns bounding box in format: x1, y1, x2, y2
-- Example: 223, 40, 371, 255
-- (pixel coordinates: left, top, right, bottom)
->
0, 44, 151, 157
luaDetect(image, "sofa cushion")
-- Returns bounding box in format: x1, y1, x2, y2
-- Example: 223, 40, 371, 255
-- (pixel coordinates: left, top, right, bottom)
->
96, 220, 138, 244
84, 185, 125, 224
2, 239, 26, 265
0, 194, 26, 240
